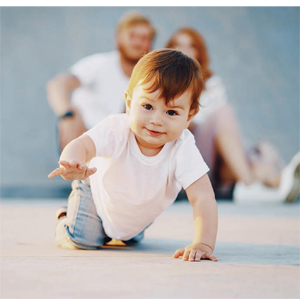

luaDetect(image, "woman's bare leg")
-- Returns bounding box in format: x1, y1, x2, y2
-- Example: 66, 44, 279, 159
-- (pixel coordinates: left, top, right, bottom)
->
213, 106, 281, 187
213, 107, 255, 185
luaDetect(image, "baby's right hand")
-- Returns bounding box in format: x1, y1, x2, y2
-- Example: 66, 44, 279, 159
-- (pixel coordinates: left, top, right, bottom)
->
48, 160, 97, 180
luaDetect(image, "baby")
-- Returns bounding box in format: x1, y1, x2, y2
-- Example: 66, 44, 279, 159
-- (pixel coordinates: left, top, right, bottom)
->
49, 49, 218, 262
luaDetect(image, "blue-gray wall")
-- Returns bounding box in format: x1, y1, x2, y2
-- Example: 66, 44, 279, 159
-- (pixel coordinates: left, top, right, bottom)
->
1, 7, 299, 197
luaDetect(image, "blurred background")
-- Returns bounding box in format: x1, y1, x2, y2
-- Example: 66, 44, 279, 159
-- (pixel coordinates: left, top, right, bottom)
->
1, 6, 299, 198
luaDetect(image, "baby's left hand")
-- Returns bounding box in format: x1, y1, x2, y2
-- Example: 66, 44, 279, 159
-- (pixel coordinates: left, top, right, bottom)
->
173, 243, 218, 262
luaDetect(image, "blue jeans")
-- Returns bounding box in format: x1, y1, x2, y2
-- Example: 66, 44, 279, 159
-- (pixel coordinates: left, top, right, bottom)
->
55, 180, 144, 250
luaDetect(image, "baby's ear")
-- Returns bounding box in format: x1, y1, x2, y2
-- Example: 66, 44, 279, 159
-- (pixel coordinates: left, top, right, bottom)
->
187, 107, 198, 122
124, 91, 131, 115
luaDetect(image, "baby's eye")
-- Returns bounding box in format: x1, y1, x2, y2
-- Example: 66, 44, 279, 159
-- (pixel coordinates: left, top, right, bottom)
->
143, 104, 153, 110
166, 110, 178, 116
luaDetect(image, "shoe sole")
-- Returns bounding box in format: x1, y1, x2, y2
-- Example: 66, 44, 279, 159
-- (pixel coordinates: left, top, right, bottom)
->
285, 163, 300, 203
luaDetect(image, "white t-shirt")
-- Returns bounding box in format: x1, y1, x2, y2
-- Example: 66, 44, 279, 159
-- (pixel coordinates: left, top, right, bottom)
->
193, 76, 228, 125
70, 51, 129, 129
85, 114, 209, 240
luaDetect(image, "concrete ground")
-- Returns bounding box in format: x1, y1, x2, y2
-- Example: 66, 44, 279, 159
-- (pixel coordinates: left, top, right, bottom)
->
0, 197, 299, 299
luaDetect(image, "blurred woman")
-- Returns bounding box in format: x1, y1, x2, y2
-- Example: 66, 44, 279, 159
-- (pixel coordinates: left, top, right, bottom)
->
166, 28, 300, 202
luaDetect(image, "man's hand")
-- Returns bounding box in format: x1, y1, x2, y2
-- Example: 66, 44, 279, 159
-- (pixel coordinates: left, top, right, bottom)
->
173, 243, 218, 262
48, 160, 97, 180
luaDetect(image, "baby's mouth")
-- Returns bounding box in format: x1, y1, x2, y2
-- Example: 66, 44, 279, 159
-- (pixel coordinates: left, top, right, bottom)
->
146, 128, 164, 137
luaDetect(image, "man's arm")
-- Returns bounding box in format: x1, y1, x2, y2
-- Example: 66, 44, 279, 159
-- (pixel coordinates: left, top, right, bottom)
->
47, 73, 87, 150
173, 174, 218, 262
47, 73, 81, 116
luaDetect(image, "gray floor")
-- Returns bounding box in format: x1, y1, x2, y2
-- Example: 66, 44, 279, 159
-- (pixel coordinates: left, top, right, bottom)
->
1, 198, 299, 299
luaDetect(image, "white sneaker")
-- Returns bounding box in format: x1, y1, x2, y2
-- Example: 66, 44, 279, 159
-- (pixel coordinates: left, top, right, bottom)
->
233, 181, 284, 204
234, 152, 300, 204
55, 206, 67, 220
279, 152, 300, 203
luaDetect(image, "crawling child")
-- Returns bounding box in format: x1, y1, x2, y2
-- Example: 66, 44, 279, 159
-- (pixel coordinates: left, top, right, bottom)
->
48, 48, 218, 262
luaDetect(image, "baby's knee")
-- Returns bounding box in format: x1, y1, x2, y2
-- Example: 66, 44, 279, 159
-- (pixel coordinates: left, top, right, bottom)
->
55, 218, 105, 250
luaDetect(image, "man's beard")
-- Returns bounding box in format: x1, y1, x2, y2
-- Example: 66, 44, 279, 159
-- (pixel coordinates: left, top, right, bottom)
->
118, 43, 144, 65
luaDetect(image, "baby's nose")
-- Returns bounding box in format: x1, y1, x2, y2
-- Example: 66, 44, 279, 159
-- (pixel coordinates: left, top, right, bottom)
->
150, 113, 163, 126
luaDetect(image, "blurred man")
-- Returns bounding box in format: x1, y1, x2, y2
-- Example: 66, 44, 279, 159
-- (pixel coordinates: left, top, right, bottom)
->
47, 11, 156, 150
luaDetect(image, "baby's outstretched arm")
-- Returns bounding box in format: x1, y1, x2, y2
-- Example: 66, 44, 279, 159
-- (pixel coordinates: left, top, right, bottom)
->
48, 135, 97, 181
173, 174, 218, 262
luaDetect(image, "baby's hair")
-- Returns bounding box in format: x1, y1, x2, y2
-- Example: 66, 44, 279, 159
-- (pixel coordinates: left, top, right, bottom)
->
127, 49, 203, 115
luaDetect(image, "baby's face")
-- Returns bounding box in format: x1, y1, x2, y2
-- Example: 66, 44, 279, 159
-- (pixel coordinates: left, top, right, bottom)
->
126, 82, 194, 156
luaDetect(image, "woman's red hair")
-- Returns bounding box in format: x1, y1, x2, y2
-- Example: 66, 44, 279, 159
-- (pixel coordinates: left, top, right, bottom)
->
166, 28, 213, 83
